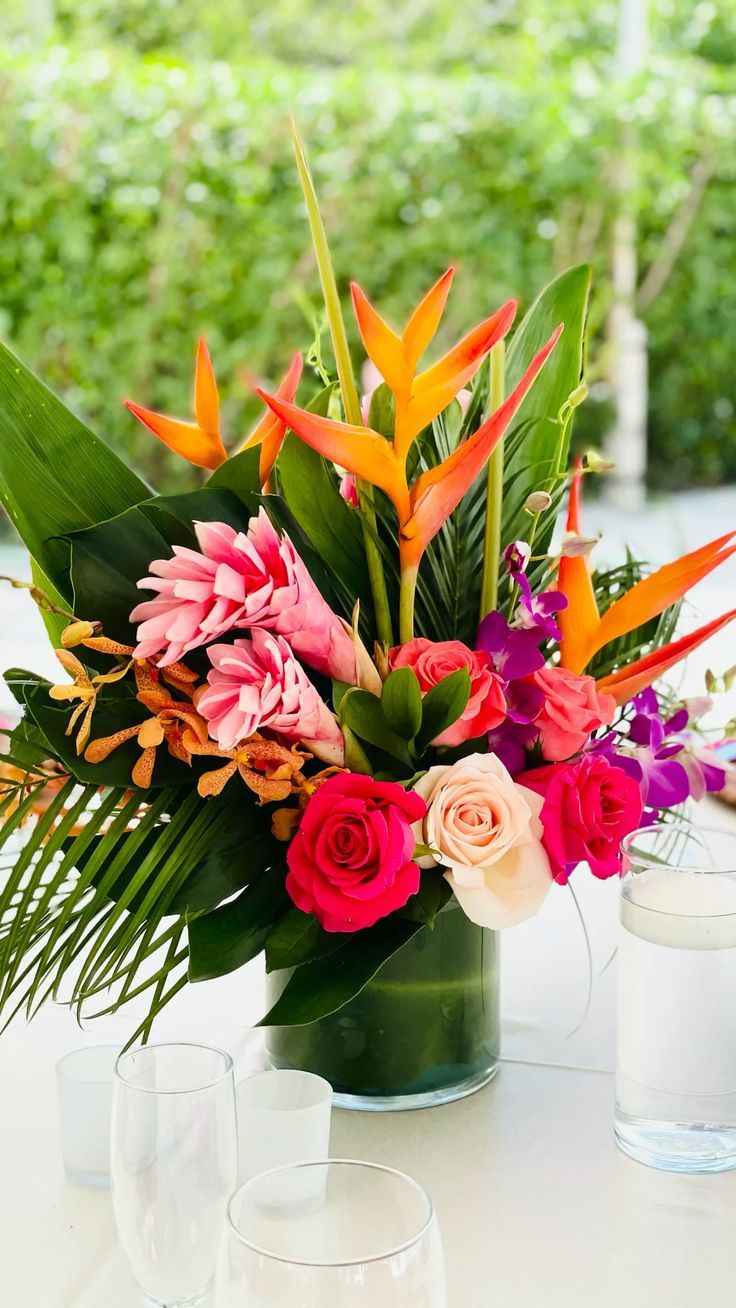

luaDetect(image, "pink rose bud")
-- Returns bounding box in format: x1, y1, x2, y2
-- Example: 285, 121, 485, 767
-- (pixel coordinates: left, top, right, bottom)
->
389, 638, 506, 746
526, 666, 616, 762
197, 630, 344, 766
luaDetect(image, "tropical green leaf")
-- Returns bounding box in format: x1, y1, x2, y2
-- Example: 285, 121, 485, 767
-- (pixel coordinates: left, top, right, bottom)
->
258, 917, 424, 1027
416, 668, 471, 752
265, 907, 344, 973
400, 871, 453, 926
503, 264, 591, 552
340, 689, 413, 766
188, 869, 289, 982
0, 341, 149, 598
207, 445, 262, 504
381, 667, 423, 740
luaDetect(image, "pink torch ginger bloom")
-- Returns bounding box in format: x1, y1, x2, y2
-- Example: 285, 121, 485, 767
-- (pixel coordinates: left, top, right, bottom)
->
131, 508, 357, 681
197, 631, 344, 766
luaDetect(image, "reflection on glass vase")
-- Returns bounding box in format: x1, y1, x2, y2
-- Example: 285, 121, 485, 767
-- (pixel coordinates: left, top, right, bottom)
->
266, 903, 500, 1110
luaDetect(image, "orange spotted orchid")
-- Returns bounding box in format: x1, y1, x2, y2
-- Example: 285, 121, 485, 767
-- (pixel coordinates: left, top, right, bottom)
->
558, 464, 736, 703
257, 271, 562, 635
125, 338, 302, 485
84, 663, 208, 787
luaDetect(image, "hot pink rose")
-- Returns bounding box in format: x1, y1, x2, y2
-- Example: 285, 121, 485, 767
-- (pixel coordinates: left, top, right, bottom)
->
389, 638, 506, 746
131, 507, 356, 682
524, 754, 644, 883
197, 630, 344, 765
527, 665, 615, 761
286, 774, 427, 932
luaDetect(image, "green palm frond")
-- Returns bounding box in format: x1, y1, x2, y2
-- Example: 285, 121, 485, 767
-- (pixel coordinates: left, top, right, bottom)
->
0, 749, 287, 1045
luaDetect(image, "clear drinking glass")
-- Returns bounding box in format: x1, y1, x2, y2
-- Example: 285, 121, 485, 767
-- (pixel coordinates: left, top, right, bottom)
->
236, 1069, 332, 1183
111, 1042, 238, 1308
56, 1045, 119, 1187
218, 1159, 446, 1307
616, 823, 736, 1172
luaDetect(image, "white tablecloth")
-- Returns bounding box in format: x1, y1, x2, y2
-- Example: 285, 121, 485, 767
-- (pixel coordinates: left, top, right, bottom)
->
1, 862, 734, 1308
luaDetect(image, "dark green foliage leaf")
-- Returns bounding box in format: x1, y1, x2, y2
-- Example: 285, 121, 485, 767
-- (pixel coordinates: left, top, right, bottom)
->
265, 907, 345, 973
258, 917, 424, 1027
340, 689, 413, 765
381, 667, 422, 740
416, 668, 471, 752
400, 870, 453, 926
207, 446, 262, 504
0, 341, 149, 598
141, 486, 250, 541
188, 869, 289, 981
68, 509, 169, 641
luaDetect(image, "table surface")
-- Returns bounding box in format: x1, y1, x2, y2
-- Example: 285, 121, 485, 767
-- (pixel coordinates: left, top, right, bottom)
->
1, 941, 734, 1308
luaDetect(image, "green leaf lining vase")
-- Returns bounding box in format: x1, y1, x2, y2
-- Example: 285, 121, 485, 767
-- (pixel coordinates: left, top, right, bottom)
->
265, 903, 500, 1110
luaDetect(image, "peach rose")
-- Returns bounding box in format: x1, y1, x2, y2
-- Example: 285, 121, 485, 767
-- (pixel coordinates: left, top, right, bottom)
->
412, 752, 553, 928
528, 666, 616, 762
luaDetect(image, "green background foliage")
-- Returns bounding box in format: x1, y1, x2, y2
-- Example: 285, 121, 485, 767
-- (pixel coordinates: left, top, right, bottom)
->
1, 0, 735, 496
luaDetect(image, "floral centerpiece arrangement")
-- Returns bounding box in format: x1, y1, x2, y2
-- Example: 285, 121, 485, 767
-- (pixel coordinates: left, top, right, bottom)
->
1, 129, 734, 1108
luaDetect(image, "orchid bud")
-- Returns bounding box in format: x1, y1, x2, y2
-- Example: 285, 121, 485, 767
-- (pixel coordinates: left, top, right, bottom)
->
568, 382, 589, 408
559, 532, 599, 559
61, 620, 102, 648
524, 490, 552, 515
584, 449, 616, 474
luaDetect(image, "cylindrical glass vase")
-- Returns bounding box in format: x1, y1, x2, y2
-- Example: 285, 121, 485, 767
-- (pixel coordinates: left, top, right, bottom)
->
616, 822, 736, 1173
266, 905, 499, 1111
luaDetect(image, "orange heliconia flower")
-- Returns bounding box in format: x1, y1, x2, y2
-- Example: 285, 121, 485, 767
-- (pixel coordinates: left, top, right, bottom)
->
556, 463, 736, 702
257, 273, 561, 573
125, 340, 302, 481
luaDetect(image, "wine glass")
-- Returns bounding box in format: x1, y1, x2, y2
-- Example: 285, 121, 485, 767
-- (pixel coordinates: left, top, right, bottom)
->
111, 1042, 237, 1308
218, 1159, 446, 1307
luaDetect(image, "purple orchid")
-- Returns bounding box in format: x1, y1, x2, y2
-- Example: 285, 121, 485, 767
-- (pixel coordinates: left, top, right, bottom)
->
503, 538, 568, 642
606, 688, 726, 813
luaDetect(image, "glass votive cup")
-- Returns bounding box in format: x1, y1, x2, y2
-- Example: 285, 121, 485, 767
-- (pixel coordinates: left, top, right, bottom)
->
236, 1069, 332, 1185
56, 1045, 119, 1188
616, 822, 736, 1173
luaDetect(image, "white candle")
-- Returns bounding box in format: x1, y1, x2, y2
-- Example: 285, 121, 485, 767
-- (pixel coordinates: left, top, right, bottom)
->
621, 870, 736, 950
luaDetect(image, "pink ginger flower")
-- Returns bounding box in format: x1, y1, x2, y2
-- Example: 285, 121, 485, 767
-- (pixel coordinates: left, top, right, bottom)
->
197, 631, 344, 766
131, 507, 356, 681
339, 473, 359, 508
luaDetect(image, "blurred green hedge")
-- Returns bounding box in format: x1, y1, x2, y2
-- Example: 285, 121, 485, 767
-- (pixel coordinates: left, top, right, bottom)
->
1, 4, 735, 493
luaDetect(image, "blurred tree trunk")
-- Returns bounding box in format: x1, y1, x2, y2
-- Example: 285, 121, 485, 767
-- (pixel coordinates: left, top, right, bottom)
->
605, 0, 648, 510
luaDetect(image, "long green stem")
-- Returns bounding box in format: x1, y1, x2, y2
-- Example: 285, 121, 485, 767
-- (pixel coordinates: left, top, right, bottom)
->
291, 121, 393, 647
399, 564, 418, 646
479, 342, 505, 619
